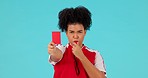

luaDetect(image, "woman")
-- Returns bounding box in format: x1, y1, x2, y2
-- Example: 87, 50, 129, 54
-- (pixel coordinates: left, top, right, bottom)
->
48, 6, 106, 78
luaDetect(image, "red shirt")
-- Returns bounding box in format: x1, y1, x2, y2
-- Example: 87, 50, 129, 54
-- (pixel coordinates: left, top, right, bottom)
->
49, 44, 106, 78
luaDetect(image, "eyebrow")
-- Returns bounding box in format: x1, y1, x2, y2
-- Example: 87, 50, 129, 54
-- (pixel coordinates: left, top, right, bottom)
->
77, 30, 83, 32
69, 30, 83, 32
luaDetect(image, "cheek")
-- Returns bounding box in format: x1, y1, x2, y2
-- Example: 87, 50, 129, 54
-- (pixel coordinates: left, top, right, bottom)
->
79, 35, 85, 41
67, 35, 73, 41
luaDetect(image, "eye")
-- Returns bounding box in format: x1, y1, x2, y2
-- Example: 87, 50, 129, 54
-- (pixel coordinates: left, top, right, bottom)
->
78, 31, 82, 33
70, 31, 74, 33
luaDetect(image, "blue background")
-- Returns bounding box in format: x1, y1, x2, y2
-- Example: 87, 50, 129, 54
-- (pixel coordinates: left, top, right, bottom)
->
0, 0, 148, 78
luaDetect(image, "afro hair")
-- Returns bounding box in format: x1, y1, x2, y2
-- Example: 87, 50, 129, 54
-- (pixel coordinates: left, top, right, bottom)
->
58, 6, 92, 32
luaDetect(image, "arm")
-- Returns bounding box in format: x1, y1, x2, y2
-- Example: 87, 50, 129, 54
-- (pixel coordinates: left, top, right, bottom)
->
72, 43, 106, 78
48, 42, 63, 62
79, 55, 106, 78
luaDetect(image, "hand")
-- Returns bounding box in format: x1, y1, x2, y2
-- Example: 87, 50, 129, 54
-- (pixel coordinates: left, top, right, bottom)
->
48, 41, 63, 62
48, 42, 56, 55
72, 42, 85, 60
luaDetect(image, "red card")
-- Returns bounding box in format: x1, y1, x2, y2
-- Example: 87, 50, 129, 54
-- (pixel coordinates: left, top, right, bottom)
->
52, 31, 61, 44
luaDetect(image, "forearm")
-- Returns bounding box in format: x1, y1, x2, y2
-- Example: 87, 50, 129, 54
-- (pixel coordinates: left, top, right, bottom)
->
50, 48, 63, 62
80, 56, 106, 78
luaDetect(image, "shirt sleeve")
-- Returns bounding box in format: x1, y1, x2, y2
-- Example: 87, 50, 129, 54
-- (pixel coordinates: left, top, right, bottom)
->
95, 51, 107, 76
48, 44, 66, 65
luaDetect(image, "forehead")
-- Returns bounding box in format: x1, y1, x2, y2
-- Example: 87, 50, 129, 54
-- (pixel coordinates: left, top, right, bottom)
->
67, 23, 84, 30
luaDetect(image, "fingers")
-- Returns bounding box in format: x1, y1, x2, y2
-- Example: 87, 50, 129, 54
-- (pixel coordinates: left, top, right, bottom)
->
72, 41, 79, 47
49, 41, 55, 46
48, 41, 56, 54
49, 41, 56, 47
72, 41, 79, 51
72, 42, 76, 47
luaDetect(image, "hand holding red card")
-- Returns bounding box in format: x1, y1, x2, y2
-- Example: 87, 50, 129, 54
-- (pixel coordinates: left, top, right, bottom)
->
52, 31, 61, 44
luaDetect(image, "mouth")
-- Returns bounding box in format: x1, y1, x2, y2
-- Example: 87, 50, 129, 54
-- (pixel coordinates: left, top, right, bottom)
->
74, 41, 78, 44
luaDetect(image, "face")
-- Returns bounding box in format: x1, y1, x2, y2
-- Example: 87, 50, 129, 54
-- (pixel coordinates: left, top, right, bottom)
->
66, 23, 86, 47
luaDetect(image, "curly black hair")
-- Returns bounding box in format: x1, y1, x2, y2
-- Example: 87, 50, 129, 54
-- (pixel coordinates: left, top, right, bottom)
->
58, 6, 92, 32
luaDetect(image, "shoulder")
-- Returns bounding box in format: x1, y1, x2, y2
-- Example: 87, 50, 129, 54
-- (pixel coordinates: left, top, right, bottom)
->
56, 44, 69, 53
83, 45, 104, 64
84, 46, 106, 73
83, 45, 103, 61
85, 46, 106, 73
83, 45, 100, 55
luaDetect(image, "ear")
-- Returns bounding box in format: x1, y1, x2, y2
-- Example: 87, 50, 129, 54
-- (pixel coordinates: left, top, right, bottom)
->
66, 31, 68, 36
84, 30, 86, 36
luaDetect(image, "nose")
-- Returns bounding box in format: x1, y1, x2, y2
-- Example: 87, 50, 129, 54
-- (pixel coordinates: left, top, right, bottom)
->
73, 33, 79, 39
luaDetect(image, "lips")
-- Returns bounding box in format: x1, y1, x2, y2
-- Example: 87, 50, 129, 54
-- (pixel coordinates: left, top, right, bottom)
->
74, 41, 78, 44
